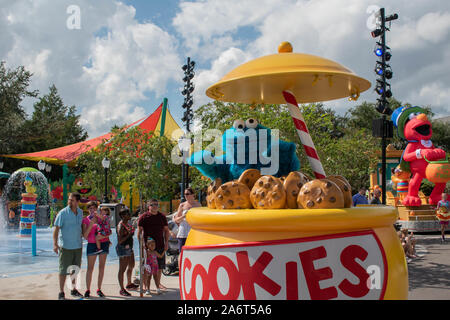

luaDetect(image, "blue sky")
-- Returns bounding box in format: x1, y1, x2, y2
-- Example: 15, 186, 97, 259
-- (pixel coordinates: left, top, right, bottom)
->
1, 0, 449, 139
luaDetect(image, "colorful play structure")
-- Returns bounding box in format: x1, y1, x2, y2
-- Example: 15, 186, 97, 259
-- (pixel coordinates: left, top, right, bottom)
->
1, 98, 184, 215
19, 173, 37, 237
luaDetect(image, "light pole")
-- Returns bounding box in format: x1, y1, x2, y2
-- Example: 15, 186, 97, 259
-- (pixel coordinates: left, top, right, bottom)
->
178, 136, 191, 202
38, 160, 47, 182
0, 159, 4, 170
370, 8, 398, 205
102, 157, 110, 203
38, 160, 46, 171
45, 163, 52, 182
181, 57, 195, 193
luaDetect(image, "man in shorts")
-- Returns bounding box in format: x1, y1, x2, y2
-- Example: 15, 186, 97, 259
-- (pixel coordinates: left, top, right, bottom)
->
53, 192, 84, 300
138, 199, 170, 290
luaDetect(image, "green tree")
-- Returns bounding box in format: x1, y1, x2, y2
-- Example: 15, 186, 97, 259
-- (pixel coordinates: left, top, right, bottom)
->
73, 126, 181, 202
192, 101, 377, 192
0, 61, 38, 154
19, 84, 88, 152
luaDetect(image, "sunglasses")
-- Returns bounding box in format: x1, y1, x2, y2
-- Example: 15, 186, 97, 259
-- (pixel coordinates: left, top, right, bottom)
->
150, 203, 159, 207
184, 193, 192, 196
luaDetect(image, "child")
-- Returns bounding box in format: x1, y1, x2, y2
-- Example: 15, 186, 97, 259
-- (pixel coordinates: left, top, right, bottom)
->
400, 228, 416, 259
143, 237, 165, 295
436, 193, 450, 243
94, 207, 112, 254
116, 208, 136, 297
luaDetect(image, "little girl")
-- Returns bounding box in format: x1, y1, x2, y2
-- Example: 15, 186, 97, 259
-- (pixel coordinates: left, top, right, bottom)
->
94, 207, 112, 254
436, 193, 450, 243
143, 237, 164, 295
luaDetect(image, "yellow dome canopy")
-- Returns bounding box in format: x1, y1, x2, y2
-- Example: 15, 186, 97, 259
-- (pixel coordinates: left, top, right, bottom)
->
206, 42, 371, 104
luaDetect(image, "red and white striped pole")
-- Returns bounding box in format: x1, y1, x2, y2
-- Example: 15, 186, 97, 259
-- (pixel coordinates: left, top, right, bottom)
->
282, 90, 326, 179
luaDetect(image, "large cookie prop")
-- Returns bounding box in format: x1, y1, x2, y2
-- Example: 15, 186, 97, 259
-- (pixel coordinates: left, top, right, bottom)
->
283, 171, 311, 209
297, 179, 344, 209
326, 175, 352, 208
238, 169, 262, 191
250, 176, 287, 209
214, 181, 252, 209
206, 178, 222, 209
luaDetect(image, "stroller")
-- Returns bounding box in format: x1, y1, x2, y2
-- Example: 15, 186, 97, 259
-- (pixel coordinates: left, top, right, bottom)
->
163, 220, 180, 276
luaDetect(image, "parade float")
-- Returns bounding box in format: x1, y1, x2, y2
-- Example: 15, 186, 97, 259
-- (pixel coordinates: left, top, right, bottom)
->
371, 143, 449, 232
179, 42, 409, 300
370, 105, 450, 232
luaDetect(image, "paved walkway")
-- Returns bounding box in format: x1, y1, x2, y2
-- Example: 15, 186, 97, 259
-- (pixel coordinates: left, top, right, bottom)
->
407, 235, 450, 300
0, 264, 181, 300
0, 232, 448, 300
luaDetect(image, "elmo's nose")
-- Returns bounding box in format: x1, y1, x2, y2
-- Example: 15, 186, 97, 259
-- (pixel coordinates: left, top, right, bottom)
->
417, 113, 428, 122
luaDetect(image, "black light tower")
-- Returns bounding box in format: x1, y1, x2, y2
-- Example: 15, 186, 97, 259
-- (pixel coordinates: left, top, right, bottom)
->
181, 57, 195, 200
371, 8, 398, 204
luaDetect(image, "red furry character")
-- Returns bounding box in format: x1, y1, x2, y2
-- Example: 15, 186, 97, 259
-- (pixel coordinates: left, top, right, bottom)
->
392, 106, 446, 206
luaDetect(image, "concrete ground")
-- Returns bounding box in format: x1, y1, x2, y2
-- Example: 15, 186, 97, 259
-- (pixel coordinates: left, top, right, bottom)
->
0, 264, 181, 300
0, 233, 448, 300
407, 234, 450, 300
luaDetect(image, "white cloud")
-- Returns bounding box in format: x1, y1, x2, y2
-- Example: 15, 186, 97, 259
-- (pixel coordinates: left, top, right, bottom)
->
79, 2, 181, 136
174, 0, 450, 118
1, 0, 183, 138
193, 47, 252, 107
1, 0, 449, 142
173, 0, 277, 59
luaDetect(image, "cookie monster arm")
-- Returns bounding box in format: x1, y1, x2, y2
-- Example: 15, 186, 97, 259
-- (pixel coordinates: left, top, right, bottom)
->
279, 140, 300, 175
261, 140, 300, 177
188, 150, 231, 182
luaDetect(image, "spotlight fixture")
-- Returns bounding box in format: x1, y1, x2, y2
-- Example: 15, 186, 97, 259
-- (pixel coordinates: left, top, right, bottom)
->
374, 45, 383, 57
371, 29, 383, 38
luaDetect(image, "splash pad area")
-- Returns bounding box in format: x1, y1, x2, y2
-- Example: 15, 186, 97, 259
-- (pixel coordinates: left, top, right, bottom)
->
0, 226, 137, 279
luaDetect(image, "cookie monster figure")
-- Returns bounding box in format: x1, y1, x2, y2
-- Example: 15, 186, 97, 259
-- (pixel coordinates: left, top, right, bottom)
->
392, 106, 447, 206
189, 118, 300, 183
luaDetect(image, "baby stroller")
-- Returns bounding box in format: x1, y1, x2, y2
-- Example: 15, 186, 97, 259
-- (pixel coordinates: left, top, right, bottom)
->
163, 220, 180, 276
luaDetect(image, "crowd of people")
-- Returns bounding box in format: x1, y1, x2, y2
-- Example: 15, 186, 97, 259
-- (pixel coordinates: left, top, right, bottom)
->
52, 188, 200, 300
351, 187, 382, 206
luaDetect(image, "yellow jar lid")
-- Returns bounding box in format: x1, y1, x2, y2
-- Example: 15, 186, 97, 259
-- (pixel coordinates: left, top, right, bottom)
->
206, 41, 371, 104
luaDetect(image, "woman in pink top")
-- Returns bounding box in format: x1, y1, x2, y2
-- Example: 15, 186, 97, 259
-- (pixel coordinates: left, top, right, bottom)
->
82, 201, 111, 298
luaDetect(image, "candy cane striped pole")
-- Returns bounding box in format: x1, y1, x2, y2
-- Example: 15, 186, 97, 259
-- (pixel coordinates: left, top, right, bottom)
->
282, 90, 326, 179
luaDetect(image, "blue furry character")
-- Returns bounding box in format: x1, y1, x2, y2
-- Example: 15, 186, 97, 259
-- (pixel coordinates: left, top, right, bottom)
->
189, 118, 300, 183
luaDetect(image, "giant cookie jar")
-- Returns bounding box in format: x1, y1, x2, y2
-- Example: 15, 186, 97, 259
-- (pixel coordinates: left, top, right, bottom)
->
179, 43, 408, 300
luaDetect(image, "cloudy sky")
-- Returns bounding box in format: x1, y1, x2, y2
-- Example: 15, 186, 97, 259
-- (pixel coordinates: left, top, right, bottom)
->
1, 0, 449, 138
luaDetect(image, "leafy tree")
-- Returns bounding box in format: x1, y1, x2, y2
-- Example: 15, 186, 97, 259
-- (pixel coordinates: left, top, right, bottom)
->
0, 61, 38, 154
19, 85, 88, 152
73, 126, 181, 202
192, 101, 377, 192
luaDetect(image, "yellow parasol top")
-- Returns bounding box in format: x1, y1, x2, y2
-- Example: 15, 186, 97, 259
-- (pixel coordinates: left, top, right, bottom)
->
206, 41, 371, 104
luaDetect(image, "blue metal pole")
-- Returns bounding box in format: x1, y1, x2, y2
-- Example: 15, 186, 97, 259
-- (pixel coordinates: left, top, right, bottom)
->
31, 222, 37, 256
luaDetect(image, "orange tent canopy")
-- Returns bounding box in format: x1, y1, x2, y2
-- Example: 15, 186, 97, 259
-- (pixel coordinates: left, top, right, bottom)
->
2, 100, 183, 167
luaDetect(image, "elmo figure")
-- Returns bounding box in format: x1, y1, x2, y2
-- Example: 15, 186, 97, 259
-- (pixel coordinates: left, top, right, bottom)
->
392, 106, 446, 206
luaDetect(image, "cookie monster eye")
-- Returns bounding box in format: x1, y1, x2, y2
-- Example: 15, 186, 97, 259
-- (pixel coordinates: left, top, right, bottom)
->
245, 118, 258, 129
408, 113, 417, 120
233, 119, 245, 130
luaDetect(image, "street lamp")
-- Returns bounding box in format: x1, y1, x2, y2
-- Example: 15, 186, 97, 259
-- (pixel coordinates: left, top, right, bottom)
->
178, 136, 191, 202
0, 159, 3, 170
45, 164, 52, 183
102, 157, 111, 203
38, 160, 46, 171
